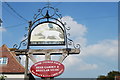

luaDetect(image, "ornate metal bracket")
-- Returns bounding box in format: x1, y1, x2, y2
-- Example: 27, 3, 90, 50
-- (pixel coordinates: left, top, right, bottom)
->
67, 38, 80, 49
33, 5, 62, 22
13, 36, 28, 49
13, 4, 80, 51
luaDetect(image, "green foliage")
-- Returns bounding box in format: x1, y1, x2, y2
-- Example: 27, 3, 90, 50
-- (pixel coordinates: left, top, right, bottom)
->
0, 75, 7, 80
108, 71, 120, 78
97, 75, 107, 80
97, 71, 120, 80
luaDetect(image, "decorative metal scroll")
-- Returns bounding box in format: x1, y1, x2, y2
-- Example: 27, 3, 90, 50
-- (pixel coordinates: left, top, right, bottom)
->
13, 37, 28, 49
33, 5, 62, 21
13, 4, 80, 50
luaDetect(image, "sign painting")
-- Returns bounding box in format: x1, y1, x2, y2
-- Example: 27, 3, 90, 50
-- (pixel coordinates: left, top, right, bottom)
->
30, 22, 65, 46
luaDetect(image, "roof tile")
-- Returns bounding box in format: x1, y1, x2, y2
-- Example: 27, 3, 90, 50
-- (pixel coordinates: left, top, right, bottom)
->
0, 45, 25, 73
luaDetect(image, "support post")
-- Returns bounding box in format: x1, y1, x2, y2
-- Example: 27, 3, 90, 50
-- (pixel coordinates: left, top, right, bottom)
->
24, 54, 29, 80
45, 53, 51, 60
14, 48, 80, 80
28, 54, 37, 63
24, 21, 32, 80
44, 53, 54, 80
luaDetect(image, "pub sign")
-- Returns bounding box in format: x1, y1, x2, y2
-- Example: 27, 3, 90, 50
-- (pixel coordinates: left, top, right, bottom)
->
29, 22, 65, 46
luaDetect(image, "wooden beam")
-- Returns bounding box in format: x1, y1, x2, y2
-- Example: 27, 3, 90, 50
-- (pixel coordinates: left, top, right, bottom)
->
45, 53, 51, 60
28, 54, 37, 63
15, 48, 80, 55
59, 53, 68, 63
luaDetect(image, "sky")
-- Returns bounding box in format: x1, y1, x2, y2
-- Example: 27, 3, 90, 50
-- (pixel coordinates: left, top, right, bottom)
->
1, 0, 120, 2
0, 1, 119, 79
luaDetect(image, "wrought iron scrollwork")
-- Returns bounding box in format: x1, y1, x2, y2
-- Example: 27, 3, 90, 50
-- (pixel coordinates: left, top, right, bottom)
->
13, 37, 28, 49
67, 38, 80, 49
65, 26, 71, 31
67, 33, 70, 37
13, 44, 18, 49
66, 27, 71, 31
24, 34, 27, 37
32, 4, 64, 22
33, 5, 80, 50
56, 14, 62, 19
13, 4, 80, 51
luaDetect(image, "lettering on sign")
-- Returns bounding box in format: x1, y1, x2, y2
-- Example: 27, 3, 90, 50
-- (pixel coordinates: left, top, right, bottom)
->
30, 60, 65, 77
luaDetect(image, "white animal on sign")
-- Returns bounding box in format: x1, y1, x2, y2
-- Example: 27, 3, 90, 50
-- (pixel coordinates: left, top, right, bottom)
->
41, 30, 61, 40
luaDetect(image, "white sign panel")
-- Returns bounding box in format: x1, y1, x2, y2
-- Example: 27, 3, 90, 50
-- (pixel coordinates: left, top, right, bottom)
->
30, 22, 65, 45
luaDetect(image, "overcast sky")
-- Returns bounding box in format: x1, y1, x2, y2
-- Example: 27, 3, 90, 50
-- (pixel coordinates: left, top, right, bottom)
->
0, 1, 119, 78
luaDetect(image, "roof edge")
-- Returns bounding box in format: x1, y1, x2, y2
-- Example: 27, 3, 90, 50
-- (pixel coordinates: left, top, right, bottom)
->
0, 72, 25, 74
1, 44, 25, 72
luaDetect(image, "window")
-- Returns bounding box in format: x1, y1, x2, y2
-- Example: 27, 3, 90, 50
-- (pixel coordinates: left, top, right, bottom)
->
0, 57, 8, 64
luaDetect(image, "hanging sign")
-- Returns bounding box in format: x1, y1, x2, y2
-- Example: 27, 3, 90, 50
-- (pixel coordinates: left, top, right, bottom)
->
30, 22, 65, 46
30, 60, 65, 77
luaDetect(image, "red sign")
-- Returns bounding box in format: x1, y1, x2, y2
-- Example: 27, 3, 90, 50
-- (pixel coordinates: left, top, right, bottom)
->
30, 60, 64, 77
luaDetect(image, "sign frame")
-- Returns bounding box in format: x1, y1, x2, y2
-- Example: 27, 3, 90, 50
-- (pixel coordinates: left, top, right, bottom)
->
28, 21, 66, 46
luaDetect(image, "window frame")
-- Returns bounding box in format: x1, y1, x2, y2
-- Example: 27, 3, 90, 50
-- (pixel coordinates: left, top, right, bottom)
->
0, 57, 8, 64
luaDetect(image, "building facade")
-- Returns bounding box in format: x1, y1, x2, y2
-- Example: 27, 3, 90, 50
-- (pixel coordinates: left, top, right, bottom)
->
0, 45, 35, 80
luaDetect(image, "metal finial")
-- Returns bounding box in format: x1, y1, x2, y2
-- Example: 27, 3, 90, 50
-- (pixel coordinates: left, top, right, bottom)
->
45, 10, 50, 21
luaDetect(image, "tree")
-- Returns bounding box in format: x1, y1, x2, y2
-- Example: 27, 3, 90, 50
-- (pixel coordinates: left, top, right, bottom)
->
97, 75, 107, 80
97, 71, 120, 80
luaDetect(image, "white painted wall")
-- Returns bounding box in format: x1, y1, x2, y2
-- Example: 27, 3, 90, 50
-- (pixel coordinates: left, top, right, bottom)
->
0, 74, 25, 80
